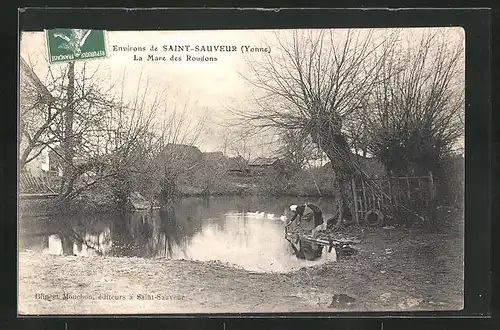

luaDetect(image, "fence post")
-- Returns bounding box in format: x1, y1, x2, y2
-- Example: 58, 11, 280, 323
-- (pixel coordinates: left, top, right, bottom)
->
428, 171, 437, 227
429, 171, 435, 200
406, 177, 411, 201
351, 178, 359, 224
361, 178, 367, 215
387, 178, 393, 205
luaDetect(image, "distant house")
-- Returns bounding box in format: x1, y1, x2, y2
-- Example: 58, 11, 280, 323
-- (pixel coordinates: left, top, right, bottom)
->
19, 56, 54, 178
21, 150, 50, 178
201, 152, 232, 174
247, 157, 284, 175
227, 156, 249, 175
20, 57, 54, 108
202, 151, 226, 163
47, 146, 88, 177
159, 144, 203, 168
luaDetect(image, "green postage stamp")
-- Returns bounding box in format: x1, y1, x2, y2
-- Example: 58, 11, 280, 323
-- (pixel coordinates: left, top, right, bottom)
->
45, 29, 108, 64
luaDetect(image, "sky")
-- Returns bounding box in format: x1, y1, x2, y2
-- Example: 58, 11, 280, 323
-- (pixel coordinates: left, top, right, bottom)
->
20, 27, 465, 157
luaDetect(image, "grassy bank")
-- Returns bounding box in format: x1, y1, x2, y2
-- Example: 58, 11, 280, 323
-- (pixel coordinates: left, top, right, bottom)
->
18, 221, 463, 314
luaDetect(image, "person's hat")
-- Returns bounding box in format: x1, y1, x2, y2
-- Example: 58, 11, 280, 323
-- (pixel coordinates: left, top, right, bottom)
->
290, 204, 298, 212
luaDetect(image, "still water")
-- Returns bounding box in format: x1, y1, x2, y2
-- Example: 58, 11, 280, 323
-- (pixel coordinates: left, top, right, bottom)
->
19, 196, 338, 273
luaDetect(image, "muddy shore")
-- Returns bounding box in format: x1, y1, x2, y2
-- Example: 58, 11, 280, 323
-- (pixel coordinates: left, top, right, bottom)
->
18, 223, 463, 315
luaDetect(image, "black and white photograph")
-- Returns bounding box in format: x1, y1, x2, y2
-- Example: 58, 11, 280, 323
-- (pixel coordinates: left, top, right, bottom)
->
18, 25, 465, 314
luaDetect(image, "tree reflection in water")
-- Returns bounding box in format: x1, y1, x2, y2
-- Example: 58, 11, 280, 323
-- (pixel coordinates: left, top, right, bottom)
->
34, 196, 338, 264
158, 202, 189, 259
25, 196, 343, 272
44, 214, 113, 256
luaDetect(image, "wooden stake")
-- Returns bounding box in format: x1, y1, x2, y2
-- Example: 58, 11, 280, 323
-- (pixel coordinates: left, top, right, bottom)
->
351, 178, 359, 224
388, 178, 393, 205
361, 179, 367, 214
429, 171, 435, 200
406, 177, 411, 202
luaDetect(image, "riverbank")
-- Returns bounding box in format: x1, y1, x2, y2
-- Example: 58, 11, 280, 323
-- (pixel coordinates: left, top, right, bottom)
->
18, 221, 463, 314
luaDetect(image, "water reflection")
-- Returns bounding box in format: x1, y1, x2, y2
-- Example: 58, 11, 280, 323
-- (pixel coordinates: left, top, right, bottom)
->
20, 196, 338, 272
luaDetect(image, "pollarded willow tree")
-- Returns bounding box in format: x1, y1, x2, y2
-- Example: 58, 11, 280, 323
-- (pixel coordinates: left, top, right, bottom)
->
238, 29, 401, 174
366, 29, 465, 178
234, 28, 400, 220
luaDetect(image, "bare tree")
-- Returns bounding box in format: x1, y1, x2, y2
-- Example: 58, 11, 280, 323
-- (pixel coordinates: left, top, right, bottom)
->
74, 74, 205, 205
219, 130, 230, 156
19, 57, 109, 171
277, 130, 317, 175
20, 53, 205, 208
221, 127, 252, 168
233, 29, 399, 222
234, 29, 398, 179
20, 56, 120, 202
342, 96, 372, 158
367, 29, 465, 177
44, 61, 127, 203
139, 97, 206, 201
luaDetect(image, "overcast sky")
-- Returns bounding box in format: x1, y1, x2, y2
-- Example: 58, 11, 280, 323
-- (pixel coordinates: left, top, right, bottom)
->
20, 27, 464, 157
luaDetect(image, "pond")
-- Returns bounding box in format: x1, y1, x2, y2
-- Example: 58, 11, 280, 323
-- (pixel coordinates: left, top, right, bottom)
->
19, 196, 339, 273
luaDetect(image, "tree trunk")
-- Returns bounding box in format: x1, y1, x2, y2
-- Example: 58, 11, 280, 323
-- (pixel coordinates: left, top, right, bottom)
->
318, 135, 357, 226
58, 62, 76, 201
61, 234, 75, 255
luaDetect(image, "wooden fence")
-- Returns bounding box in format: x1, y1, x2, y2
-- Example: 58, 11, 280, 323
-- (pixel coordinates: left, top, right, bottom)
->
340, 172, 436, 225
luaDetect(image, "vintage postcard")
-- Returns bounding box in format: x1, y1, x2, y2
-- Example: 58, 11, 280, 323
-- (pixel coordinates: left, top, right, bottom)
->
18, 26, 465, 315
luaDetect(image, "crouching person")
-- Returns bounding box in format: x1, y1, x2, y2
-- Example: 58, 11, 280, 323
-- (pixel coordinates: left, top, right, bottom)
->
286, 203, 326, 260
